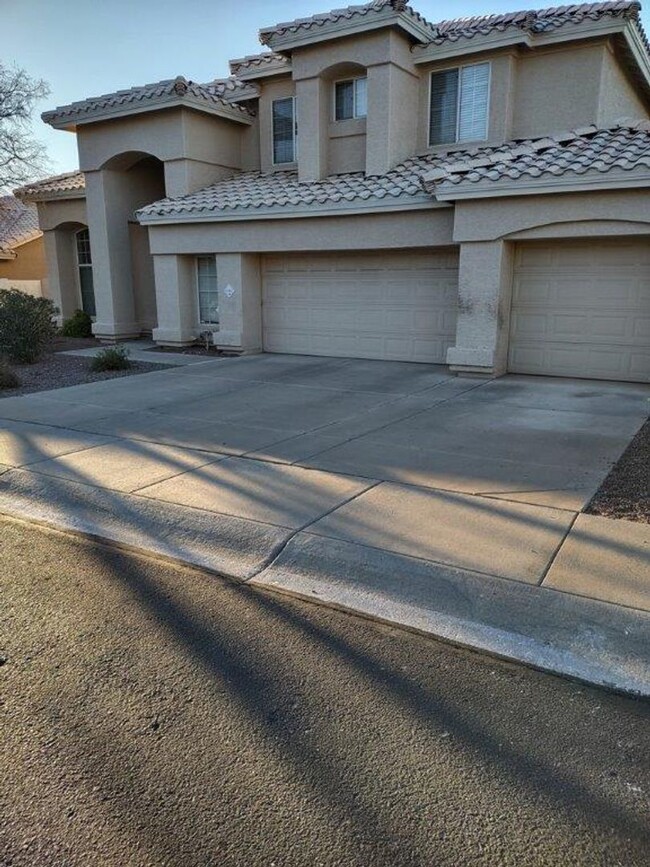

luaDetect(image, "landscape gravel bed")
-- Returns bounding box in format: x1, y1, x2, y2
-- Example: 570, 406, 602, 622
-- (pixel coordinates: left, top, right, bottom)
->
586, 418, 650, 524
0, 353, 173, 399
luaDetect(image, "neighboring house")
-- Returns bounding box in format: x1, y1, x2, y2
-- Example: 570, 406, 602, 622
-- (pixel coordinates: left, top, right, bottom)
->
15, 0, 650, 383
0, 196, 46, 297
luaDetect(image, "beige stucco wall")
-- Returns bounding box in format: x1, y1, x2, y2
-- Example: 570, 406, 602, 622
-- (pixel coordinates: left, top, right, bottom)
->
452, 189, 650, 242
77, 107, 245, 196
0, 236, 47, 282
146, 206, 454, 255
36, 197, 87, 232
598, 45, 649, 125
512, 42, 606, 138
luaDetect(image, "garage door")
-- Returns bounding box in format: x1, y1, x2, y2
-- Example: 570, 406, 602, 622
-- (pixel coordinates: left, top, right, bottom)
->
508, 241, 650, 383
262, 250, 459, 363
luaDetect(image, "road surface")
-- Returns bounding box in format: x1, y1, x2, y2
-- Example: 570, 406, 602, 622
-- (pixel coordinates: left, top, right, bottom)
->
1, 516, 648, 866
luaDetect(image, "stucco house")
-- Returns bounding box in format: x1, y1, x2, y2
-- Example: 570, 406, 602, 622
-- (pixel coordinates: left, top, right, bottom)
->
15, 0, 650, 383
0, 196, 46, 296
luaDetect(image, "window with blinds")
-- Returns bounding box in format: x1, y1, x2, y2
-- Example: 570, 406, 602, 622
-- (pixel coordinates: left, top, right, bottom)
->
429, 62, 490, 146
196, 255, 219, 326
272, 97, 297, 164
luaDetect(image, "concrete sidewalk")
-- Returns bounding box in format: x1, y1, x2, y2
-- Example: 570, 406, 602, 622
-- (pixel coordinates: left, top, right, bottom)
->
0, 356, 648, 695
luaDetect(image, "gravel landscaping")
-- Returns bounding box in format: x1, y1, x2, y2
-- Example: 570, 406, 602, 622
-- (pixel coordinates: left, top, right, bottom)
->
586, 418, 650, 524
0, 352, 172, 398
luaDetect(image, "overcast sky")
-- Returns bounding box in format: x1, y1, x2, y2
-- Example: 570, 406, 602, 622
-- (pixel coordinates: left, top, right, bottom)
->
5, 0, 650, 177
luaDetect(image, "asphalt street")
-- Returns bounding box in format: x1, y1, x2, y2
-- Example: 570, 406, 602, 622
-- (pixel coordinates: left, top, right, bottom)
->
1, 516, 648, 867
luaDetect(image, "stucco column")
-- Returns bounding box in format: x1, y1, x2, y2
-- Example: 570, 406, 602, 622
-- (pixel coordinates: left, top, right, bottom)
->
151, 254, 196, 346
41, 229, 78, 324
296, 77, 328, 182
84, 169, 141, 340
447, 240, 514, 376
366, 63, 418, 175
214, 253, 262, 354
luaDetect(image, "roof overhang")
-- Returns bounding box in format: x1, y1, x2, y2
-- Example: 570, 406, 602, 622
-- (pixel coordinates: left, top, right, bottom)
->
412, 16, 644, 68
229, 54, 293, 82
138, 195, 444, 226
429, 167, 650, 201
43, 92, 252, 133
259, 7, 434, 53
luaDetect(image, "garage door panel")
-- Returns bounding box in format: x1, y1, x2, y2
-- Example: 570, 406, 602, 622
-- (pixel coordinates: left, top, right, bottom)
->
509, 241, 650, 383
262, 251, 459, 364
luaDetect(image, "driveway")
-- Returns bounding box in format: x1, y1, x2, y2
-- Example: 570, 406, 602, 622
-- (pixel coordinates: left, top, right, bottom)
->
0, 354, 648, 692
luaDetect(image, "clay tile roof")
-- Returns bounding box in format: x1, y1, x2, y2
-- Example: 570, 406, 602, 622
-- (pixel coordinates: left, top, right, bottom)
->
428, 1, 643, 44
259, 0, 646, 52
42, 76, 252, 128
0, 197, 41, 255
228, 52, 291, 77
14, 170, 86, 202
259, 0, 435, 45
136, 142, 521, 222
422, 121, 650, 193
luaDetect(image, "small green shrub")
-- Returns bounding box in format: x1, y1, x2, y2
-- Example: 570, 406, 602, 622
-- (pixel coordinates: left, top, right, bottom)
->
0, 358, 20, 390
0, 289, 58, 364
89, 345, 132, 372
61, 309, 93, 338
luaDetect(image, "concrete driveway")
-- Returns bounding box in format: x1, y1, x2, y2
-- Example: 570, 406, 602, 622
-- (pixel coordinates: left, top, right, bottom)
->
0, 354, 648, 692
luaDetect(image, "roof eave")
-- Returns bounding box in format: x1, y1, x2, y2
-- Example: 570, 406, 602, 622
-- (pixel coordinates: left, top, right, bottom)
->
3, 231, 43, 250
16, 188, 86, 204
412, 30, 532, 63
137, 195, 445, 225
430, 168, 650, 201
621, 19, 650, 92
260, 10, 434, 53
42, 95, 252, 131
413, 17, 629, 64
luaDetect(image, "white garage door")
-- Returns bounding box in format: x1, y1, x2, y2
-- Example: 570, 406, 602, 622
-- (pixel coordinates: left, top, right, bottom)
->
262, 250, 459, 363
509, 241, 650, 383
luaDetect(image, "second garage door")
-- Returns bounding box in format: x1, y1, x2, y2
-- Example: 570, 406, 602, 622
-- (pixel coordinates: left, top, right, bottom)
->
262, 250, 459, 363
508, 241, 650, 383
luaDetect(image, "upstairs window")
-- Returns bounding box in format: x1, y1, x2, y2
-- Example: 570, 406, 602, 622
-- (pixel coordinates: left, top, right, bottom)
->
334, 77, 367, 120
197, 255, 219, 326
429, 62, 490, 146
272, 96, 297, 164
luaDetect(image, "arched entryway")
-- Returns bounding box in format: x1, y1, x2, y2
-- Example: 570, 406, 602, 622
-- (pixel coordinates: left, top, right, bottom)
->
86, 151, 165, 339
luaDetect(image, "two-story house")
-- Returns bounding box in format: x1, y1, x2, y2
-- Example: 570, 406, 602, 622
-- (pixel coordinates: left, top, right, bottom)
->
16, 0, 650, 382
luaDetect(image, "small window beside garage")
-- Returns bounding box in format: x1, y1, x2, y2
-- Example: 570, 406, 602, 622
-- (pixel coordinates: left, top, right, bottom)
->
197, 256, 219, 326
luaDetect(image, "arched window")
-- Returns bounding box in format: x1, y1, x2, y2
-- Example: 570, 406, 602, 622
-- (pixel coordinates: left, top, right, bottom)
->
75, 228, 96, 317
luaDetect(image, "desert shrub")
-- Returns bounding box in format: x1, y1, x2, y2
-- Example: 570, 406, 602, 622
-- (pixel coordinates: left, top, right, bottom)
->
89, 345, 131, 372
0, 358, 20, 390
0, 289, 58, 363
61, 309, 93, 338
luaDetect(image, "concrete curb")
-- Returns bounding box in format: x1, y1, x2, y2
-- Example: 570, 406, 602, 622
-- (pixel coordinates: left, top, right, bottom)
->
0, 469, 290, 580
251, 533, 650, 697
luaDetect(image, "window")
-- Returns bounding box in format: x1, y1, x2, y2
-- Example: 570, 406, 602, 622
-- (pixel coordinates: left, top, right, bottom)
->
429, 62, 490, 146
75, 228, 96, 317
197, 256, 219, 326
334, 77, 367, 120
272, 97, 297, 164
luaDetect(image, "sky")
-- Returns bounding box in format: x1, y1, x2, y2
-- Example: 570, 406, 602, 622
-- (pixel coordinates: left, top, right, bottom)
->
4, 0, 650, 178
